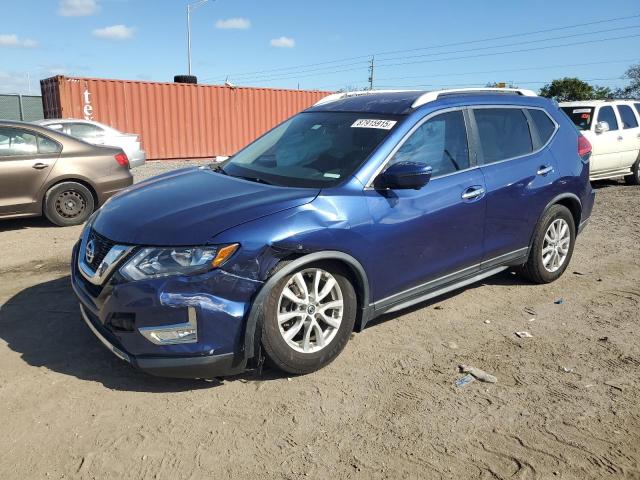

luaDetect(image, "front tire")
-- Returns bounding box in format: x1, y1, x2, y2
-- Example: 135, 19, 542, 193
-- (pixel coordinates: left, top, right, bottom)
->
624, 156, 640, 186
520, 204, 576, 284
261, 263, 357, 375
44, 182, 95, 227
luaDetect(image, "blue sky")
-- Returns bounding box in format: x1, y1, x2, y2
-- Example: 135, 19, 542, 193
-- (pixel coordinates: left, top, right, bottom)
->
2, 0, 639, 94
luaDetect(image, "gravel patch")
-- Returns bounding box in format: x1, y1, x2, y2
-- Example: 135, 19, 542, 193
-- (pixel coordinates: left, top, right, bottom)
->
132, 159, 213, 182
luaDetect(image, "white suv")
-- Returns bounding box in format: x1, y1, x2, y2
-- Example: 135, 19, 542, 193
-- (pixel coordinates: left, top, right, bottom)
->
560, 100, 640, 184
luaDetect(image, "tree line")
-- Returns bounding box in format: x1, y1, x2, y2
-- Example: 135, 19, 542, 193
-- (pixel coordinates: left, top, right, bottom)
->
489, 63, 640, 102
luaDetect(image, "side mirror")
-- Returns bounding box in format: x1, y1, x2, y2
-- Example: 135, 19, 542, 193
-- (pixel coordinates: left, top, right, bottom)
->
375, 162, 433, 190
594, 121, 609, 134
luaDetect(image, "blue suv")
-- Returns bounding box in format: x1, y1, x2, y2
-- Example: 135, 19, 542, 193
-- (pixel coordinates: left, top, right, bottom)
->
71, 88, 595, 378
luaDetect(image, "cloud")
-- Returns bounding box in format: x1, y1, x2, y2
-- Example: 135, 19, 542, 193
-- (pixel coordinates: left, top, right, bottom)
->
0, 34, 38, 48
92, 24, 135, 40
215, 18, 251, 30
0, 71, 35, 94
58, 0, 99, 16
270, 36, 295, 48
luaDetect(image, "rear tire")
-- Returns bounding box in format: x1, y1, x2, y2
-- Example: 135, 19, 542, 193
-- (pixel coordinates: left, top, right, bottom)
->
624, 157, 640, 185
261, 262, 357, 375
520, 204, 576, 284
44, 182, 95, 227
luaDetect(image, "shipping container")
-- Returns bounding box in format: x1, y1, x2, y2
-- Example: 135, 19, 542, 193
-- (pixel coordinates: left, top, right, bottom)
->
40, 76, 331, 160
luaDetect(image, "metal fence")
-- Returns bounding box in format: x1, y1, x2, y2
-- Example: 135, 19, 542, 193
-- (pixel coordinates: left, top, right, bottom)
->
0, 94, 44, 121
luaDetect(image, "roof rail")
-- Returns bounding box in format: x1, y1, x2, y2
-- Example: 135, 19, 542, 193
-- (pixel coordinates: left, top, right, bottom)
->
411, 88, 537, 109
313, 89, 416, 106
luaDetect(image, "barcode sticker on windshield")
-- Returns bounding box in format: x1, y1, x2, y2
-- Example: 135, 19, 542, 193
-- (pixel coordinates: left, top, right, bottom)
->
351, 119, 397, 130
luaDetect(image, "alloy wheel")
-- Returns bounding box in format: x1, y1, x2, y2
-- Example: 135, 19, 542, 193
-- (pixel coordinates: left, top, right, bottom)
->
542, 218, 571, 273
277, 268, 344, 353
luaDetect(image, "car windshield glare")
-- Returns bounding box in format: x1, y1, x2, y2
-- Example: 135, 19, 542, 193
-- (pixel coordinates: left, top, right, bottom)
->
220, 111, 403, 188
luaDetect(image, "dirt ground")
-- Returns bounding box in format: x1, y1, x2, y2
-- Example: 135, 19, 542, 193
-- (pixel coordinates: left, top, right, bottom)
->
0, 162, 638, 480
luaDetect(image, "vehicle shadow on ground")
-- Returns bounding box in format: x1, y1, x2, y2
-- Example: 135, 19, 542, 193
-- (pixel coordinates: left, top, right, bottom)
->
591, 179, 626, 190
365, 269, 523, 328
0, 276, 276, 392
0, 216, 57, 233
0, 271, 524, 391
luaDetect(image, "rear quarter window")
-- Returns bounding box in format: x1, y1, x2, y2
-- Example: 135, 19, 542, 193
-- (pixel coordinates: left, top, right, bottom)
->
616, 105, 639, 129
527, 109, 557, 145
560, 107, 594, 131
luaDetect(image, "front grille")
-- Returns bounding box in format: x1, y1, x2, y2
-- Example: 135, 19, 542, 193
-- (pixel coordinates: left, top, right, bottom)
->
86, 229, 116, 270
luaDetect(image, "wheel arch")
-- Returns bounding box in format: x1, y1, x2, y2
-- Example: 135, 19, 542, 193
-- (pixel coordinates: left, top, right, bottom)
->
41, 177, 99, 213
241, 251, 371, 362
528, 193, 582, 253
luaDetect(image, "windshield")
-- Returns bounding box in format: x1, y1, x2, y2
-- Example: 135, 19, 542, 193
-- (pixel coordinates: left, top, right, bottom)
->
219, 111, 403, 187
560, 106, 595, 131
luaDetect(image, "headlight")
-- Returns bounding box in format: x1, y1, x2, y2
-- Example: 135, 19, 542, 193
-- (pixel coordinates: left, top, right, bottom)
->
120, 243, 239, 280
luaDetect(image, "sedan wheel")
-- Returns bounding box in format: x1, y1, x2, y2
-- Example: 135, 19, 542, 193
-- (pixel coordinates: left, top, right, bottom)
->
44, 182, 95, 227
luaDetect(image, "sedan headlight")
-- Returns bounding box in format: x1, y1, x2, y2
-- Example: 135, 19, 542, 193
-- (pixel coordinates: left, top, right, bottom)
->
120, 243, 238, 281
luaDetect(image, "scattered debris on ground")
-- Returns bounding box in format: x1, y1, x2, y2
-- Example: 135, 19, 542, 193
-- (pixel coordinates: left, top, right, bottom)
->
458, 365, 498, 383
515, 331, 534, 338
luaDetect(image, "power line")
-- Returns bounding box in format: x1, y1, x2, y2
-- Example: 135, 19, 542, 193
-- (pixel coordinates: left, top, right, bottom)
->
314, 58, 639, 89
201, 13, 640, 82
373, 33, 640, 70
375, 77, 624, 89
374, 24, 640, 67
212, 25, 640, 84
224, 33, 640, 85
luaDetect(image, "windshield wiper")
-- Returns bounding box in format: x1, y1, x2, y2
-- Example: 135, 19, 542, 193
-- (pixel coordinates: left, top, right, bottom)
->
235, 175, 275, 186
208, 163, 228, 175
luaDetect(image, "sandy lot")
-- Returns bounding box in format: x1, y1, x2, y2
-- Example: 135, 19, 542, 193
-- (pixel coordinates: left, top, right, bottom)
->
0, 162, 638, 480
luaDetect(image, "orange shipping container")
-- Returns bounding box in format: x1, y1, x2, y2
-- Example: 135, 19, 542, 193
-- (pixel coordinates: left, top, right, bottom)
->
40, 76, 332, 160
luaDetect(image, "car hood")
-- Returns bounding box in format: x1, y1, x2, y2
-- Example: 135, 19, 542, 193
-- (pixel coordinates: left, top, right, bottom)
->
92, 167, 320, 245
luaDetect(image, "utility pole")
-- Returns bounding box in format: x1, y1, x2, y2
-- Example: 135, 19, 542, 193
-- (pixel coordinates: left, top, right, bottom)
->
187, 0, 212, 76
368, 56, 375, 90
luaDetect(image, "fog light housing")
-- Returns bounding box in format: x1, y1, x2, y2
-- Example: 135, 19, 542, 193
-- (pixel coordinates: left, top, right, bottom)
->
138, 307, 198, 345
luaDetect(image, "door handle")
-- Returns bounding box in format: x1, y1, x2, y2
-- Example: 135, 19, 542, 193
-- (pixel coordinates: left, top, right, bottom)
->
32, 163, 49, 170
617, 136, 624, 141
461, 186, 485, 200
537, 165, 554, 176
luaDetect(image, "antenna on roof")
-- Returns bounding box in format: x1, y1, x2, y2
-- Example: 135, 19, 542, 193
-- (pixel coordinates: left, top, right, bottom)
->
368, 56, 375, 90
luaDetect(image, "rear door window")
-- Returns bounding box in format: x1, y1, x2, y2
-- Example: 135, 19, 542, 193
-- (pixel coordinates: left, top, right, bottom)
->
473, 108, 533, 164
596, 106, 619, 131
527, 108, 557, 145
560, 107, 594, 131
616, 105, 639, 129
68, 123, 105, 139
0, 128, 38, 157
37, 134, 61, 154
635, 103, 640, 116
389, 110, 469, 177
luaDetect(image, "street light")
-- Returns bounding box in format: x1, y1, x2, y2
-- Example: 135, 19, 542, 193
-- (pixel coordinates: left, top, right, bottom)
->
187, 0, 213, 76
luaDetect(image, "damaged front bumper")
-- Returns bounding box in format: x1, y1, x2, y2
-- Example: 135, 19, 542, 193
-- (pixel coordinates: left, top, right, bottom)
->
70, 241, 263, 378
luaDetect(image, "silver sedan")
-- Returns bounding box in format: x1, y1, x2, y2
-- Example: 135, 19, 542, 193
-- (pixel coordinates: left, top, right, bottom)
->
35, 118, 146, 168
